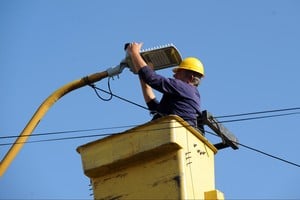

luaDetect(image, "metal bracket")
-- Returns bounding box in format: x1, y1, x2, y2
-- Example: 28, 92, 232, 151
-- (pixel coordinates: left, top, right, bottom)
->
106, 64, 128, 77
199, 110, 239, 150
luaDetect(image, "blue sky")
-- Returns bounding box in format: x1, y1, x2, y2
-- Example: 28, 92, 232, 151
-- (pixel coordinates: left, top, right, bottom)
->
1, 0, 300, 199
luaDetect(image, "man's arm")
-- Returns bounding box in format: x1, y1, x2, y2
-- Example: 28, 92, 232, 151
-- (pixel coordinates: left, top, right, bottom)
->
139, 77, 155, 103
127, 42, 156, 103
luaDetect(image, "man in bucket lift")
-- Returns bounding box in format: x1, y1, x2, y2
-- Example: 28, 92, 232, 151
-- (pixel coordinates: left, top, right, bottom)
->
127, 42, 205, 128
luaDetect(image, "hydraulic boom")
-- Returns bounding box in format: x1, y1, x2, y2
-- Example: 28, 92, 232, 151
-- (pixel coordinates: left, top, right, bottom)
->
0, 43, 182, 176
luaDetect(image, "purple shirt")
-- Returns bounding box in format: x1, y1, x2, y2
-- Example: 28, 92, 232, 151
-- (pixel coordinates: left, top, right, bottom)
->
138, 66, 201, 127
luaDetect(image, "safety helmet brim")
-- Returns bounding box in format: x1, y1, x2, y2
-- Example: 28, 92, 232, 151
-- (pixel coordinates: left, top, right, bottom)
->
172, 66, 205, 77
173, 57, 205, 77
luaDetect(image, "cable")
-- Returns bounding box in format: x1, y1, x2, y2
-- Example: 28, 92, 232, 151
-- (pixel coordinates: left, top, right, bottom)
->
87, 79, 166, 118
88, 77, 113, 101
85, 77, 300, 125
236, 142, 300, 168
0, 125, 138, 140
218, 111, 300, 123
1, 122, 300, 169
90, 79, 149, 110
87, 80, 300, 119
1, 108, 300, 141
0, 122, 181, 146
16, 133, 116, 145
216, 107, 300, 119
2, 78, 300, 168
204, 130, 300, 168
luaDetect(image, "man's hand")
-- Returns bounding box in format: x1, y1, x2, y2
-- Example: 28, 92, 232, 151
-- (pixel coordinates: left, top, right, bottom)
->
127, 42, 143, 56
126, 42, 147, 73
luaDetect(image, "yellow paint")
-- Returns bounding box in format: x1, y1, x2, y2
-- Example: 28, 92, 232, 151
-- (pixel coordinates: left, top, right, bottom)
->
0, 71, 108, 176
205, 190, 225, 200
77, 115, 224, 199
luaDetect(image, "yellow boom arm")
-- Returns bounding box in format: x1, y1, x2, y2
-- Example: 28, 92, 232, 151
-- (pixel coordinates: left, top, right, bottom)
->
0, 70, 112, 176
0, 43, 183, 176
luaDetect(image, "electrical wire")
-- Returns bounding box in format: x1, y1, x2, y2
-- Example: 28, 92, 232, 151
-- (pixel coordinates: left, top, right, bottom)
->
236, 142, 300, 168
88, 77, 113, 101
89, 78, 149, 110
1, 82, 300, 168
4, 109, 299, 141
0, 125, 137, 140
88, 82, 300, 124
1, 122, 300, 168
204, 129, 300, 168
0, 122, 180, 146
90, 84, 300, 122
216, 107, 300, 118
86, 80, 300, 123
218, 111, 300, 123
2, 106, 299, 141
93, 85, 148, 110
14, 133, 116, 145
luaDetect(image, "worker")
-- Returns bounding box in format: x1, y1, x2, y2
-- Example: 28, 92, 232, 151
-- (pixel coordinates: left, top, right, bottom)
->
127, 42, 205, 128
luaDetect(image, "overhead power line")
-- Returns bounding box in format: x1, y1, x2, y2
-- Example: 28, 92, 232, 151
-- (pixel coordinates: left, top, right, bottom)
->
1, 123, 300, 169
1, 107, 300, 141
1, 82, 300, 169
0, 125, 137, 140
1, 106, 300, 141
204, 130, 300, 168
216, 107, 300, 118
237, 142, 300, 168
218, 111, 300, 123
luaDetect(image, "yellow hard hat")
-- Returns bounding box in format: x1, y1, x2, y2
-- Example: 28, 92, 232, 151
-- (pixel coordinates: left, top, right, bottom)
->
173, 57, 205, 76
